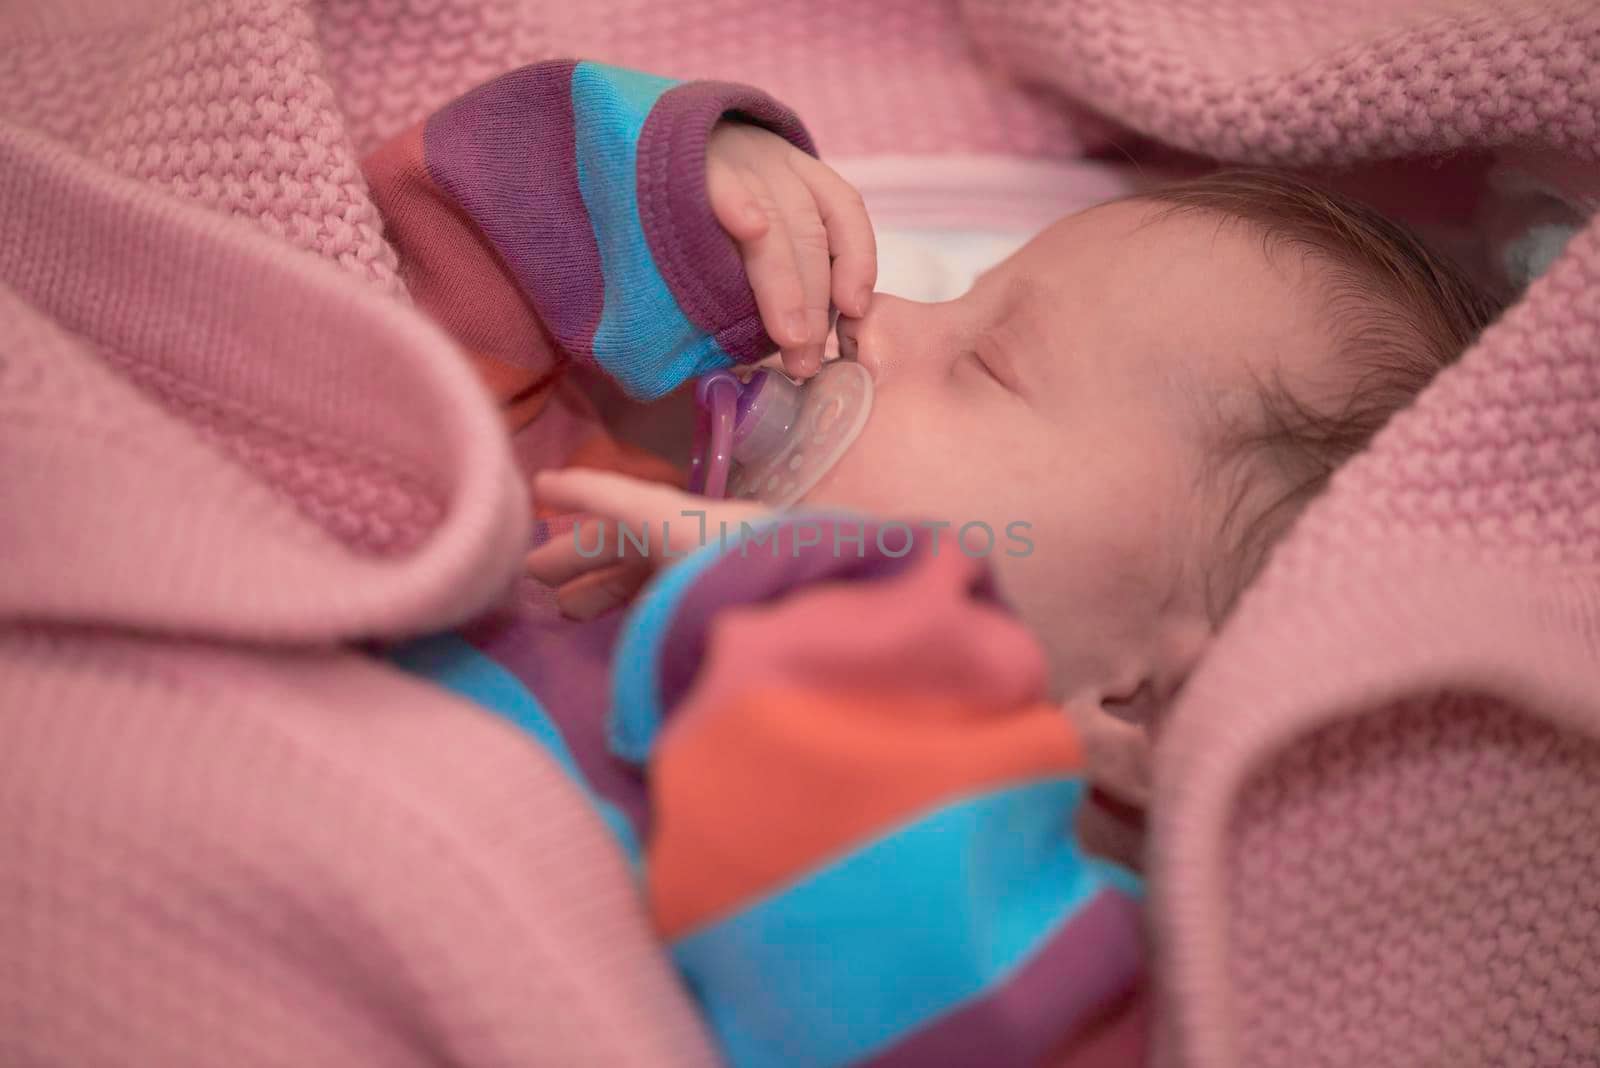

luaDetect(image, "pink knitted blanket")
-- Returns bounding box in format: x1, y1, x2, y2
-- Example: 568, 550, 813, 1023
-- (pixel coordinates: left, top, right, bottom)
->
2, 2, 1597, 1066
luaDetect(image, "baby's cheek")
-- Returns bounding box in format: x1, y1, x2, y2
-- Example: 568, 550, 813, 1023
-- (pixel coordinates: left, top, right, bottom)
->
796, 414, 925, 514
795, 446, 878, 513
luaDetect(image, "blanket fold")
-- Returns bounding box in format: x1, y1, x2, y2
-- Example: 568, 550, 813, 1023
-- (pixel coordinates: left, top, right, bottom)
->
2, 2, 1597, 1066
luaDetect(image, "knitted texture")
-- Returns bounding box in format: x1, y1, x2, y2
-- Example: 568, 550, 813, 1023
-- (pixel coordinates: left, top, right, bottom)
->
1, 628, 721, 1067
315, 0, 1119, 162
1228, 697, 1600, 1068
98, 343, 447, 557
959, 0, 1600, 166
0, 123, 530, 638
0, 0, 403, 294
3, 2, 1600, 1067
1147, 227, 1600, 1068
946, 3, 1600, 1064
316, 0, 553, 158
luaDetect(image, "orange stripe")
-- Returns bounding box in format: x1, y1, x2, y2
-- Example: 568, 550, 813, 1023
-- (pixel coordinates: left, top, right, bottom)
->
648, 686, 1083, 939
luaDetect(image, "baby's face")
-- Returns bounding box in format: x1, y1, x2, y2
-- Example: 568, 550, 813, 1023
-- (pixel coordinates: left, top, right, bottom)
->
804, 199, 1337, 810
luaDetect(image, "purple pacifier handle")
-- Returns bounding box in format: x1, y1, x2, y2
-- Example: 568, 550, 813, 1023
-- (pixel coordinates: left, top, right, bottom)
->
689, 370, 741, 498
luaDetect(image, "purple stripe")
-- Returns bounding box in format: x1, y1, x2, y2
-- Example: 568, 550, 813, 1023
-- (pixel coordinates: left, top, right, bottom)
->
653, 519, 925, 719
424, 62, 605, 362
651, 518, 1017, 721
863, 890, 1146, 1068
635, 81, 817, 363
462, 607, 651, 835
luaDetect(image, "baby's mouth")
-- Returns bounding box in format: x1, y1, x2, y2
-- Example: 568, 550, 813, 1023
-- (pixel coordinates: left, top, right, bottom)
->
688, 354, 874, 508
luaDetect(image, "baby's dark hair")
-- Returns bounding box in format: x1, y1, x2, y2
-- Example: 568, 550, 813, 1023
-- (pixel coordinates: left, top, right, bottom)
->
1140, 169, 1507, 622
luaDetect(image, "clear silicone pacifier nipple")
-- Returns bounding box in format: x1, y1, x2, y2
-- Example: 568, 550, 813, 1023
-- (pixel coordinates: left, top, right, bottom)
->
688, 360, 874, 508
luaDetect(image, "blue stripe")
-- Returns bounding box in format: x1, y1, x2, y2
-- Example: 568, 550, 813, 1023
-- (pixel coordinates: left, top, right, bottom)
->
387, 632, 642, 865
569, 62, 733, 400
671, 777, 1141, 1068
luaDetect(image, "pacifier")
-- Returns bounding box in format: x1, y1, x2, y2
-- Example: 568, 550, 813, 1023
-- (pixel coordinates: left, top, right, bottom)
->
687, 360, 874, 507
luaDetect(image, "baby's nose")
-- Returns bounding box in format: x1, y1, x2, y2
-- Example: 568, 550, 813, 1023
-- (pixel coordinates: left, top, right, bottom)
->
834, 295, 903, 381
832, 293, 941, 385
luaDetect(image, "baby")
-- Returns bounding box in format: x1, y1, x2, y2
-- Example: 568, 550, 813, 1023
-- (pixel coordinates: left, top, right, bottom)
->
367, 60, 1501, 1067
532, 173, 1503, 850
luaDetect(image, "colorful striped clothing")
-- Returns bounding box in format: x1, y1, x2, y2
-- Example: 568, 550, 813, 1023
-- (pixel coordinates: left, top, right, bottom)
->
365, 62, 1144, 1067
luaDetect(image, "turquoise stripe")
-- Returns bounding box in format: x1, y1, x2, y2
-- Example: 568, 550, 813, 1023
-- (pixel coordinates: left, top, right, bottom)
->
671, 778, 1141, 1068
569, 61, 733, 400
387, 632, 642, 865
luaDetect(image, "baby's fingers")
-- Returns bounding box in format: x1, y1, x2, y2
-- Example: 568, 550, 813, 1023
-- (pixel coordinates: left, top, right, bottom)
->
526, 470, 668, 583
779, 172, 834, 379
732, 184, 814, 372
556, 560, 653, 621
708, 159, 770, 243
535, 468, 693, 527
533, 469, 746, 559
526, 535, 602, 586
793, 154, 877, 318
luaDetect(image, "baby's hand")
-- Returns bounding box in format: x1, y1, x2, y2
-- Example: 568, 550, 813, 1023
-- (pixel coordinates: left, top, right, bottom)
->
707, 122, 876, 380
526, 468, 769, 620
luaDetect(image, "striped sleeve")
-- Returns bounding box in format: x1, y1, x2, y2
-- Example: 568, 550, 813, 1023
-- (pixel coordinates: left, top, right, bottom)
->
362, 60, 815, 419
609, 517, 1147, 1068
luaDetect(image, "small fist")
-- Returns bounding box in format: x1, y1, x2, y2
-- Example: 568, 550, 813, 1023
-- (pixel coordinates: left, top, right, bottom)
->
707, 123, 877, 380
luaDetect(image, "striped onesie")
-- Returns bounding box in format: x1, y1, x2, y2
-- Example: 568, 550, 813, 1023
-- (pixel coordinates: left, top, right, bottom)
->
363, 60, 1144, 1068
